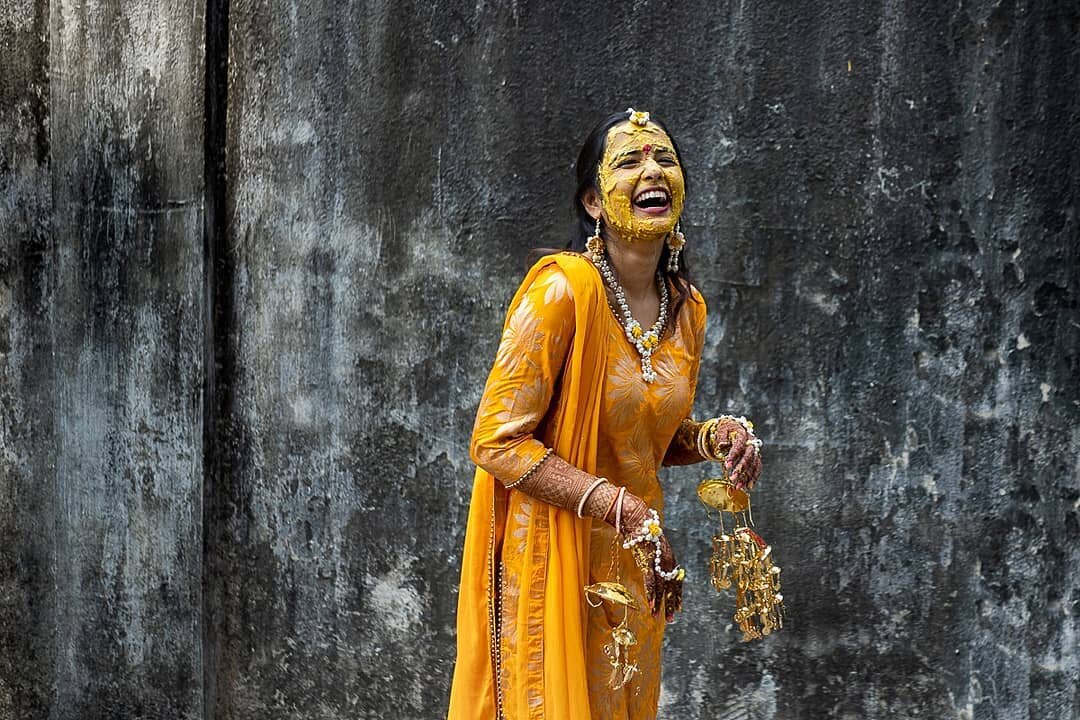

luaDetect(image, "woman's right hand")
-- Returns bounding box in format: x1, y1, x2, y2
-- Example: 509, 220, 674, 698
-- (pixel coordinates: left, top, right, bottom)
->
618, 493, 683, 623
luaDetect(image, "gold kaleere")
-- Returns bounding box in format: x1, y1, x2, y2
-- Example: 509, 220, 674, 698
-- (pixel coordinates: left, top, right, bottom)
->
584, 531, 640, 689
697, 476, 785, 642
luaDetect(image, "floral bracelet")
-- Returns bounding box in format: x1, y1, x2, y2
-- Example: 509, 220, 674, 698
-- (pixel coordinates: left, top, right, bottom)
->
621, 509, 685, 582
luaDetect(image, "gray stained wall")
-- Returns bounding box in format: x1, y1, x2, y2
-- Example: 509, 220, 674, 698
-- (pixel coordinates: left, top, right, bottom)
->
1, 1, 1077, 719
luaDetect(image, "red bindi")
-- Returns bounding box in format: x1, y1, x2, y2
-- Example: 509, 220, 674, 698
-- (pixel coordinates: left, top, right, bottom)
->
642, 144, 652, 154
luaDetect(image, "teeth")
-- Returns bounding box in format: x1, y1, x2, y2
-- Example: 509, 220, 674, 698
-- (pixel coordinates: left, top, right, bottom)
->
634, 189, 669, 204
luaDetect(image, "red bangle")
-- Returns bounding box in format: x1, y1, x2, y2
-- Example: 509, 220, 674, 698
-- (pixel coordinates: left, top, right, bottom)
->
601, 488, 621, 524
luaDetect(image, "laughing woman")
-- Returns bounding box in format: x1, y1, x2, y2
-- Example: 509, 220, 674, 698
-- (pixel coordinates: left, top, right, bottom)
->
448, 109, 763, 720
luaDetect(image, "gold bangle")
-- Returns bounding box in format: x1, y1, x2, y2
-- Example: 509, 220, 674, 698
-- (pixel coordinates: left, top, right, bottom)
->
697, 418, 720, 461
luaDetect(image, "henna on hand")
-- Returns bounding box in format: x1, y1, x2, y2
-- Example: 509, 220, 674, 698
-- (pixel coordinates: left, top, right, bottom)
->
510, 453, 633, 524
715, 418, 749, 469
511, 454, 688, 620
733, 449, 763, 491
657, 535, 683, 623
511, 453, 609, 516
621, 496, 683, 619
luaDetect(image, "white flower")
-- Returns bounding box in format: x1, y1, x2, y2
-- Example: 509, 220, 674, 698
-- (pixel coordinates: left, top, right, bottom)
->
625, 107, 650, 126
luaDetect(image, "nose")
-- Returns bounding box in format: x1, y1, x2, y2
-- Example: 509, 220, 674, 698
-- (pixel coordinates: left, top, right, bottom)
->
641, 156, 663, 179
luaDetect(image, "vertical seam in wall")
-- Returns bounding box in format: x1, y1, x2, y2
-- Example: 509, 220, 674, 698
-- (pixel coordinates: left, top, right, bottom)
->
202, 0, 230, 716
45, 1, 62, 717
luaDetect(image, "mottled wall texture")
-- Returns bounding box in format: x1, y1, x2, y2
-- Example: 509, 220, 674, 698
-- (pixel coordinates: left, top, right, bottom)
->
1, 1, 1077, 719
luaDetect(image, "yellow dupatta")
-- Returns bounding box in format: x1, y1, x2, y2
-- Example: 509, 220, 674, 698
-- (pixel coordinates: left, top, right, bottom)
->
448, 253, 609, 720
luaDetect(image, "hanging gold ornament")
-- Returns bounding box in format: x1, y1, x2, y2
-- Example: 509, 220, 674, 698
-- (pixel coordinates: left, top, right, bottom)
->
584, 532, 640, 689
697, 475, 785, 642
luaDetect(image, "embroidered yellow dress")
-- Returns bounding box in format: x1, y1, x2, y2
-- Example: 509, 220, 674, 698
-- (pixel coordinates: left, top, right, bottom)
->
448, 253, 706, 720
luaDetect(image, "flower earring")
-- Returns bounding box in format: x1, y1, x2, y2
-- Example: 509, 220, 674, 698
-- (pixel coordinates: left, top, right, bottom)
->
587, 216, 605, 257
667, 223, 686, 274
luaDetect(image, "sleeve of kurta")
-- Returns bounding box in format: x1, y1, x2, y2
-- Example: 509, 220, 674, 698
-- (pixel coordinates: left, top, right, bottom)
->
663, 287, 709, 467
469, 263, 576, 487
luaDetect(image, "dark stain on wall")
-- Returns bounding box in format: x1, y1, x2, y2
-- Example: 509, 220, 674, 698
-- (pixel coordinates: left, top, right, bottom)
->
1, 2, 55, 717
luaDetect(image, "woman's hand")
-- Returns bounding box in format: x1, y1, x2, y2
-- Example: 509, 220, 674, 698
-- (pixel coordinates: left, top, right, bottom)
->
712, 417, 763, 491
619, 494, 683, 623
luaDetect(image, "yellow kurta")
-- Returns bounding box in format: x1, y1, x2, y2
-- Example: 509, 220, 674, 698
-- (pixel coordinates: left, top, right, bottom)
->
449, 252, 706, 720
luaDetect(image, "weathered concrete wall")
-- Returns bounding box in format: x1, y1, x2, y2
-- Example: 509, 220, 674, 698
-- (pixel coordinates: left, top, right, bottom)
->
1, 0, 206, 718
213, 3, 1079, 719
657, 4, 1080, 718
2, 0, 1077, 719
1, 2, 54, 717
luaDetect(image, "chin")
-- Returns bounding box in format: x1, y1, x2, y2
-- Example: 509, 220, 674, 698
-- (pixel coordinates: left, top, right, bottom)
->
639, 219, 676, 235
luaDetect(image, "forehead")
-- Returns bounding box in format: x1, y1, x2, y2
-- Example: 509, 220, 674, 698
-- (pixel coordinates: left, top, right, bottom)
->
604, 121, 674, 155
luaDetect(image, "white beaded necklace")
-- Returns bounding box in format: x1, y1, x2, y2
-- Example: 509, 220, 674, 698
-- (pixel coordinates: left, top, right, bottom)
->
593, 252, 669, 383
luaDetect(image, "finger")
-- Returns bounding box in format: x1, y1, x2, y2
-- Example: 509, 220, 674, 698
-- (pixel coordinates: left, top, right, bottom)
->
643, 568, 657, 614
673, 578, 684, 615
743, 455, 760, 490
738, 450, 761, 490
654, 537, 672, 611
653, 574, 664, 616
731, 446, 754, 487
748, 453, 763, 488
725, 426, 748, 469
664, 586, 676, 623
643, 566, 658, 616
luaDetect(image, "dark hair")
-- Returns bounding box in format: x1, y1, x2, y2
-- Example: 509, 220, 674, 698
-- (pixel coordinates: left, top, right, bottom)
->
564, 111, 695, 326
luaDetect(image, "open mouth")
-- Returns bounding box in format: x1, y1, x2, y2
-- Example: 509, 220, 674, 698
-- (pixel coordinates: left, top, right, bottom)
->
633, 188, 671, 213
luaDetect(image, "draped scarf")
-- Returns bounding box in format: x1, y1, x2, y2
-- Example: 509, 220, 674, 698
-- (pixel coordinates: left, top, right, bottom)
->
448, 253, 609, 720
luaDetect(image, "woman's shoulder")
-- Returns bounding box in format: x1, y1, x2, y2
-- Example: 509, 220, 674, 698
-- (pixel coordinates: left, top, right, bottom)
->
687, 283, 706, 308
526, 250, 593, 276
677, 281, 707, 339
523, 252, 602, 300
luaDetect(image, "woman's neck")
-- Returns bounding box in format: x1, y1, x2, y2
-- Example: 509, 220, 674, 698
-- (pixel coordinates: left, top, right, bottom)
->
604, 234, 664, 300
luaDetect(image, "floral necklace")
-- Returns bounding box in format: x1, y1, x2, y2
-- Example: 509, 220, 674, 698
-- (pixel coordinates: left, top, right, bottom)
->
593, 253, 669, 383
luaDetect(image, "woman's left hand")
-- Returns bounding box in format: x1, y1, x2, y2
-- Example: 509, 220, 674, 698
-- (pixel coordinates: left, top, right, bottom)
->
629, 535, 683, 623
712, 417, 763, 491
656, 535, 683, 623
621, 496, 684, 623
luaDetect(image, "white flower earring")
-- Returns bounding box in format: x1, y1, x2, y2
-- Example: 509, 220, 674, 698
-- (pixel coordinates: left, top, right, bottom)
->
667, 223, 686, 273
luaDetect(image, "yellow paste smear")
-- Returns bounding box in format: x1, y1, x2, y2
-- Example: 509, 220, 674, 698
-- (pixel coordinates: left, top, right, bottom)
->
598, 121, 686, 243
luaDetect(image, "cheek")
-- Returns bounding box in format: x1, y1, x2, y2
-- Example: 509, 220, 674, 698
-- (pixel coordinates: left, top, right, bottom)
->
665, 169, 686, 209
601, 170, 638, 204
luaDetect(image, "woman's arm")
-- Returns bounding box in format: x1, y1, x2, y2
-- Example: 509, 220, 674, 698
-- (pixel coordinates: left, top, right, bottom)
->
659, 289, 762, 487
469, 263, 646, 523
469, 263, 576, 484
662, 418, 708, 466
662, 415, 762, 488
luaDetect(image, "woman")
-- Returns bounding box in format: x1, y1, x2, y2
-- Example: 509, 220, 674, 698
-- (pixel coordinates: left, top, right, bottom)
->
448, 109, 763, 720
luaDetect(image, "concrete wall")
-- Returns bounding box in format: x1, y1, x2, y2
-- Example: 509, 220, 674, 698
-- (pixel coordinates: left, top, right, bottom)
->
1, 1, 1077, 719
1, 0, 206, 718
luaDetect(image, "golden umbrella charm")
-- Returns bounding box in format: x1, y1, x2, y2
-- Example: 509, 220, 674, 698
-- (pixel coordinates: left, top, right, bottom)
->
584, 539, 640, 689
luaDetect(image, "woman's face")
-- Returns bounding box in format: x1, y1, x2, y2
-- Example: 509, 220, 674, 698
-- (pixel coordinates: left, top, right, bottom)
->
597, 120, 686, 243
